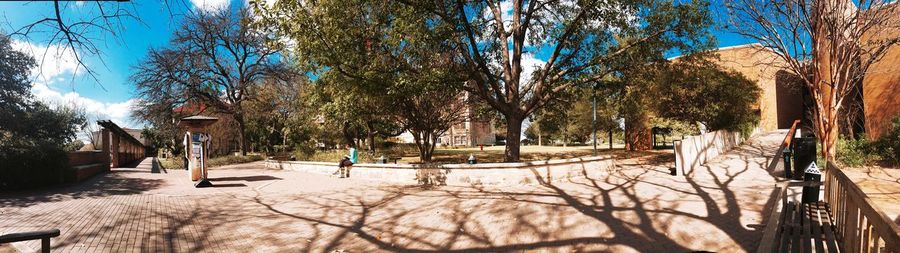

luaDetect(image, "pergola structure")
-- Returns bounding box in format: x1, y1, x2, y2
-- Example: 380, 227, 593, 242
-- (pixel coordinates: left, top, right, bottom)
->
97, 120, 146, 167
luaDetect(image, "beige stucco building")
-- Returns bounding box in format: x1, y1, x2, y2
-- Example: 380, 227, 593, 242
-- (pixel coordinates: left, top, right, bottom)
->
709, 44, 805, 131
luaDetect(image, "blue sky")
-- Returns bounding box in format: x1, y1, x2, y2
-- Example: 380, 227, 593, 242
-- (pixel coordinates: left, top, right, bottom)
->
1, 0, 754, 135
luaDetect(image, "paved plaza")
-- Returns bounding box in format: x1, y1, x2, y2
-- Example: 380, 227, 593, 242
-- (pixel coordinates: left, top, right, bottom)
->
0, 131, 787, 252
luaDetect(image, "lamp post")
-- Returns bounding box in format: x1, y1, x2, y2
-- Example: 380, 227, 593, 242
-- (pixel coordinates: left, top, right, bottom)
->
592, 83, 598, 156
178, 115, 218, 188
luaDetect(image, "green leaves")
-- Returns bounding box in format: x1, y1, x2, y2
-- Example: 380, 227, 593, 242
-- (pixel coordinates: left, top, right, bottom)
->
637, 53, 761, 132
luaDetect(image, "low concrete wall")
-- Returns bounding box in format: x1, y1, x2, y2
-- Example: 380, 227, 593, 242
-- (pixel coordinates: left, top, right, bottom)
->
674, 129, 758, 177
65, 151, 110, 182
265, 156, 615, 186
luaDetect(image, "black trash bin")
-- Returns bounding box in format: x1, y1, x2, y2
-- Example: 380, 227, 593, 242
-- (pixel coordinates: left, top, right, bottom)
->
802, 163, 822, 203
782, 148, 793, 178
792, 136, 816, 179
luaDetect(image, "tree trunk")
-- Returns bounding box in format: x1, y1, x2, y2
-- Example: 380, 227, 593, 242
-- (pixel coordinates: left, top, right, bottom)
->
608, 130, 613, 149
537, 129, 542, 146
365, 121, 377, 152
504, 115, 524, 162
235, 115, 248, 156
341, 121, 355, 147
412, 130, 434, 162
367, 131, 376, 153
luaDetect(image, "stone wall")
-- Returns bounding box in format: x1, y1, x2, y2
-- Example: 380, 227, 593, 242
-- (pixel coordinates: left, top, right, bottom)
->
265, 156, 615, 186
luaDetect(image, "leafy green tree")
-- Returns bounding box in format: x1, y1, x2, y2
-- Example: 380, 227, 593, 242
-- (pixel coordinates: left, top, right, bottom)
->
1, 33, 86, 189
252, 0, 467, 161
253, 0, 712, 161
647, 55, 761, 132
244, 77, 313, 153
528, 84, 622, 147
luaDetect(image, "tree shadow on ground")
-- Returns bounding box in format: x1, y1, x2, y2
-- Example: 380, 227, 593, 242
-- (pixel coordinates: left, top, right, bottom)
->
218, 134, 782, 252
3, 135, 783, 252
0, 170, 165, 208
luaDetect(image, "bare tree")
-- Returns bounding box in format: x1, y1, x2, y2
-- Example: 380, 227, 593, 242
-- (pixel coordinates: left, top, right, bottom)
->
6, 1, 138, 85
726, 0, 900, 163
132, 8, 290, 156
396, 88, 469, 162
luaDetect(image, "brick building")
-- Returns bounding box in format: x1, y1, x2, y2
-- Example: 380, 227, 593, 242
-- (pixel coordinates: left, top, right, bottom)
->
438, 118, 495, 147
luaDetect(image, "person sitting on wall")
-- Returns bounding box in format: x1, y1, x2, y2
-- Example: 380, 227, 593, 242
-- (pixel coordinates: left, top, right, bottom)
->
337, 144, 358, 178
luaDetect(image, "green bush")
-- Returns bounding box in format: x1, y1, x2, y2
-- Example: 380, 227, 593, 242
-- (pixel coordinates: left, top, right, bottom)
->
837, 137, 873, 167
159, 156, 186, 170
872, 117, 900, 166
206, 155, 264, 167
0, 144, 69, 190
294, 149, 376, 163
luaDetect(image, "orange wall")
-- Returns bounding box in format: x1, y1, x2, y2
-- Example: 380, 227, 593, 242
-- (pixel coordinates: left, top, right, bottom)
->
862, 5, 900, 140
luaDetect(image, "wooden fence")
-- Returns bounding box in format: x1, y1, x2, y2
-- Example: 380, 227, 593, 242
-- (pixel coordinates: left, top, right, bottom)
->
824, 163, 900, 252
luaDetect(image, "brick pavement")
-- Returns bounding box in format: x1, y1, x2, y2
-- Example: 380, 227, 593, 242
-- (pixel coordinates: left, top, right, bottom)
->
0, 131, 787, 252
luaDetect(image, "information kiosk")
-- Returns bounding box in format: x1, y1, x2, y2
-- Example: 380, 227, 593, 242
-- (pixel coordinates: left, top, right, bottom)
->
178, 116, 219, 188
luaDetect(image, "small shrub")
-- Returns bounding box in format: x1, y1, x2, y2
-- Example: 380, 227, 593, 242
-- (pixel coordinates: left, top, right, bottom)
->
294, 149, 376, 163
206, 155, 264, 167
159, 156, 186, 170
837, 137, 872, 167
872, 117, 900, 166
0, 144, 69, 190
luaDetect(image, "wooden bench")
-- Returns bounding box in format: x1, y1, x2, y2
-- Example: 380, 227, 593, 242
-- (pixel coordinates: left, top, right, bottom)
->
0, 229, 60, 253
771, 201, 842, 253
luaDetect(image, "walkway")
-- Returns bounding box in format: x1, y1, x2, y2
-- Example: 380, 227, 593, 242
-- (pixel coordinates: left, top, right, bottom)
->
0, 131, 786, 252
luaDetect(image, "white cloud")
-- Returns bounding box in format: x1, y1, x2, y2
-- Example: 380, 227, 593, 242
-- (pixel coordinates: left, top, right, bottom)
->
191, 0, 230, 12
520, 53, 546, 85
11, 39, 140, 142
32, 82, 139, 142
10, 40, 79, 82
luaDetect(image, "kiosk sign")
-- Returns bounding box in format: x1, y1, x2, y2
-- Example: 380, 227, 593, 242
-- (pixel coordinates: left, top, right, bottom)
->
178, 116, 218, 188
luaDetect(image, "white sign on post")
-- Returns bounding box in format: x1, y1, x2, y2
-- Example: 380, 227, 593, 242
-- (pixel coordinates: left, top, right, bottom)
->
805, 161, 820, 174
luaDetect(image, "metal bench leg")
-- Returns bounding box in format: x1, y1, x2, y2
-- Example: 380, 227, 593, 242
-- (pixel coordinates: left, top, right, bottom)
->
41, 238, 50, 253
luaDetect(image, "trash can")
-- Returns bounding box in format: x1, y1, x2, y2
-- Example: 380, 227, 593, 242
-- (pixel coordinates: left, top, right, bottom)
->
792, 136, 816, 179
782, 148, 793, 178
802, 163, 822, 203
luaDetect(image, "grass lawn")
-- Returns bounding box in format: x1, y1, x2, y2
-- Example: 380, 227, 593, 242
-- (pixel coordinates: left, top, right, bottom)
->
293, 143, 674, 164
418, 144, 674, 164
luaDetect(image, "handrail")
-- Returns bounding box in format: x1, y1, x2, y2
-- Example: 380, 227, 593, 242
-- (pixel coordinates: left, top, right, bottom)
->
782, 119, 801, 149
0, 229, 60, 253
782, 120, 800, 178
756, 126, 799, 253
824, 163, 900, 252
